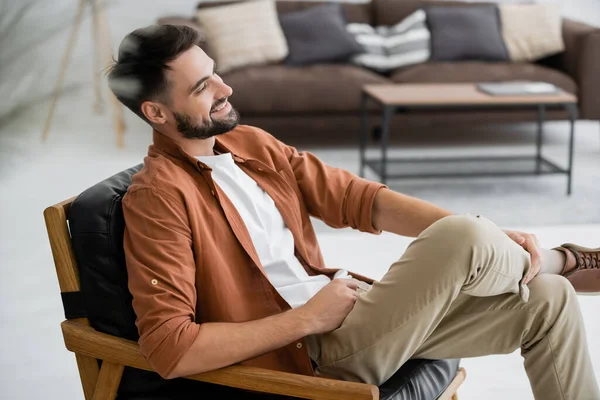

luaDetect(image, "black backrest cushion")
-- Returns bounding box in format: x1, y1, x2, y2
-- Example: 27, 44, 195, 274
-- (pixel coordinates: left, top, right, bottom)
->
70, 164, 143, 341
69, 165, 172, 394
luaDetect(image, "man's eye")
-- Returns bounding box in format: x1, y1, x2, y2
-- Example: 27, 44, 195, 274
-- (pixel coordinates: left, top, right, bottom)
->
195, 84, 207, 94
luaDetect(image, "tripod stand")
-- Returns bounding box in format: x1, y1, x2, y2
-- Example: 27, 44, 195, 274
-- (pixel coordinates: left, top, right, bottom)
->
41, 0, 126, 148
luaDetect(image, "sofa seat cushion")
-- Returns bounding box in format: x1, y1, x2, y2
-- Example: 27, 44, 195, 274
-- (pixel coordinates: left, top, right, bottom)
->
224, 64, 390, 114
390, 62, 577, 94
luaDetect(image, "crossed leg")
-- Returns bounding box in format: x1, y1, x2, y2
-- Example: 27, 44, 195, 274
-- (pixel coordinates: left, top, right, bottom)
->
311, 215, 599, 400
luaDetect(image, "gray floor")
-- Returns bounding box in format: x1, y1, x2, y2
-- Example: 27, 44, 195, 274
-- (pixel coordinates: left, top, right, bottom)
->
1, 1, 599, 399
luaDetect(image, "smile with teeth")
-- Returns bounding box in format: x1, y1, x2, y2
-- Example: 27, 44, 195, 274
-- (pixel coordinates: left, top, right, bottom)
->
211, 101, 227, 113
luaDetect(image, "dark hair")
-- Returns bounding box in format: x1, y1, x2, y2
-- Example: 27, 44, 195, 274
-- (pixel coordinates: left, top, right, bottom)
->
107, 24, 202, 123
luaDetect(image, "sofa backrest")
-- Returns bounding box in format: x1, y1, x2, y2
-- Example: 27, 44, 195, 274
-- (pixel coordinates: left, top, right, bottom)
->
373, 0, 495, 26
196, 0, 373, 24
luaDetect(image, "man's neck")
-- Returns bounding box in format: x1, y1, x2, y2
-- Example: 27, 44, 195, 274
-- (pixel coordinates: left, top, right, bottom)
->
179, 136, 216, 157
157, 127, 216, 157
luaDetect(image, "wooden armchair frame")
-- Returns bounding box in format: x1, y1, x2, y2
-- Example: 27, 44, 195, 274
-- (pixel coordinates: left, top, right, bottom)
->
44, 197, 466, 400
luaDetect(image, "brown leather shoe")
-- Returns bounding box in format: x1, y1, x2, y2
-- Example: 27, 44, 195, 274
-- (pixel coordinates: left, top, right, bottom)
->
554, 243, 600, 294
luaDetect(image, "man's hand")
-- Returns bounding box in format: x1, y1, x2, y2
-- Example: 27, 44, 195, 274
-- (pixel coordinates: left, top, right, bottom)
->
504, 230, 542, 284
169, 280, 358, 378
298, 279, 358, 334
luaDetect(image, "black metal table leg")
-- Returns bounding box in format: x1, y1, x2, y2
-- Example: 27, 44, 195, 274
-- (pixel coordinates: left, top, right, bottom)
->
380, 106, 394, 185
536, 104, 545, 174
566, 104, 578, 195
358, 92, 368, 178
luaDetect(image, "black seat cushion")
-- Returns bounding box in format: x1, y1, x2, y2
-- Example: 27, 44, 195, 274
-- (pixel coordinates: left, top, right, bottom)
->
379, 359, 460, 400
69, 166, 460, 399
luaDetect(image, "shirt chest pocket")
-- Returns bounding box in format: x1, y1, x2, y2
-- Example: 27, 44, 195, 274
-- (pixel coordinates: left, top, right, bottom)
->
276, 168, 308, 216
277, 168, 302, 197
277, 167, 297, 188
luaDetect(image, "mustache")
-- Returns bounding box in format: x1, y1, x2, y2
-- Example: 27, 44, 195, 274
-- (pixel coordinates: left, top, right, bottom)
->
211, 97, 228, 111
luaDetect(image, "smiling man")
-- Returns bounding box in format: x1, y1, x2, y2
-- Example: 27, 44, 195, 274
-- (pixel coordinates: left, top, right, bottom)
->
108, 25, 599, 399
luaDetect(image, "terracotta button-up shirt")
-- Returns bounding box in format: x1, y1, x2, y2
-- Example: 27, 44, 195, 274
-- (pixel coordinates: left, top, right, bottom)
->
122, 125, 386, 378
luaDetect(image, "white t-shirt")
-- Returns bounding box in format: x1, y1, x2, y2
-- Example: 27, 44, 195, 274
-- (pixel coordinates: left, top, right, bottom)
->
196, 152, 349, 308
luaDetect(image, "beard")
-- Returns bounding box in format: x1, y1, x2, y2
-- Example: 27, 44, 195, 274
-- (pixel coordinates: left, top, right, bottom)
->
174, 100, 240, 140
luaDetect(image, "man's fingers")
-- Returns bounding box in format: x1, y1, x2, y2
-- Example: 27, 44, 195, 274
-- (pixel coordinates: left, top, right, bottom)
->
523, 234, 542, 284
506, 230, 523, 244
339, 279, 358, 291
527, 238, 541, 264
514, 234, 525, 244
525, 262, 541, 284
524, 262, 537, 283
506, 230, 543, 285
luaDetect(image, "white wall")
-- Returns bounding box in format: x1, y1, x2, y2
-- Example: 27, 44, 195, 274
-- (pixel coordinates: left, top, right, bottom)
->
0, 0, 200, 123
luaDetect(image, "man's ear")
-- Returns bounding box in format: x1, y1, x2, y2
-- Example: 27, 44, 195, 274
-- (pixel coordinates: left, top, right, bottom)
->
141, 101, 168, 124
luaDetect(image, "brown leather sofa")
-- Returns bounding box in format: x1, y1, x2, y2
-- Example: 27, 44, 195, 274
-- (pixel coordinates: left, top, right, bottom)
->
159, 0, 600, 146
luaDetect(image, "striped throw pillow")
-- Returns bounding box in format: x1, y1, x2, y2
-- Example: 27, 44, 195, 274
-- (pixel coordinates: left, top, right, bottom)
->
347, 10, 430, 73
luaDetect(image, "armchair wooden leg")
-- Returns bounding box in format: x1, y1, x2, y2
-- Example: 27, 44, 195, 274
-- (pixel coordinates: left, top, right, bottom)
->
439, 368, 466, 400
75, 353, 100, 400
92, 361, 124, 400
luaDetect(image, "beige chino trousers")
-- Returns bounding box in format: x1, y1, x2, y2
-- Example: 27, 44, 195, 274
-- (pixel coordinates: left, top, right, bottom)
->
308, 214, 600, 400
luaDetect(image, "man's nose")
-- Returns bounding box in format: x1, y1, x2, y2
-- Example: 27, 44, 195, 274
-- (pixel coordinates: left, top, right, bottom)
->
216, 80, 233, 100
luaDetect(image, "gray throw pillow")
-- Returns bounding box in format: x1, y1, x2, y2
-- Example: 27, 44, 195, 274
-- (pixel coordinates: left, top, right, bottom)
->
427, 5, 509, 62
279, 3, 363, 66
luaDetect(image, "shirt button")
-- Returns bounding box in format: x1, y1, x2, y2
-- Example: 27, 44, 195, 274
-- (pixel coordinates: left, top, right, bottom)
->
211, 190, 215, 196
296, 342, 303, 349
151, 279, 158, 285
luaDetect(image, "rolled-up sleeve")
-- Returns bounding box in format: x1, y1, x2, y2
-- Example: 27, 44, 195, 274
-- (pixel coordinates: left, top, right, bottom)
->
122, 187, 201, 378
279, 140, 387, 234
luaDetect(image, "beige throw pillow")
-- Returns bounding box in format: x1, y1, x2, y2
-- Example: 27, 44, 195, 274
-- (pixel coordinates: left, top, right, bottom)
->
195, 0, 288, 73
499, 4, 564, 62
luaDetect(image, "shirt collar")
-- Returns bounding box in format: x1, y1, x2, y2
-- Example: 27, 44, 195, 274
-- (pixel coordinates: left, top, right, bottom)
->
151, 129, 249, 169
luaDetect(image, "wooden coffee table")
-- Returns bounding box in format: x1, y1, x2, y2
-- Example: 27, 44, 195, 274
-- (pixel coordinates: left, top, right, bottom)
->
358, 83, 578, 194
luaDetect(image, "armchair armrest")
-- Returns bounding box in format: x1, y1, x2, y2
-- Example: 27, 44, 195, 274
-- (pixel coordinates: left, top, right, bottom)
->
559, 19, 600, 120
61, 320, 379, 400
